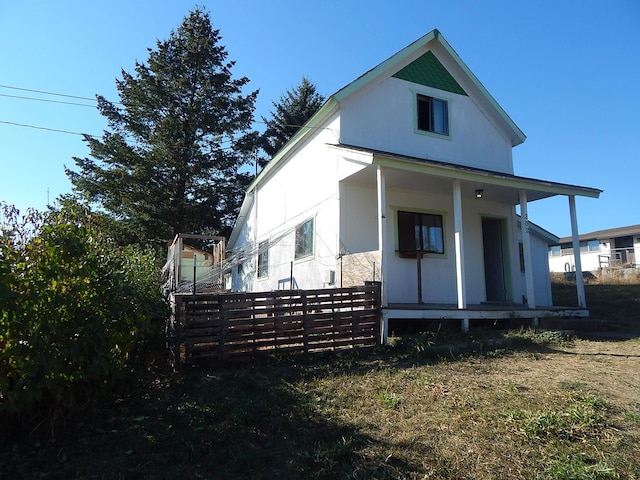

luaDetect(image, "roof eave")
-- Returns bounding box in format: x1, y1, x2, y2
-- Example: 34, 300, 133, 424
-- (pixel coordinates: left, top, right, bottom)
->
332, 29, 526, 147
370, 151, 601, 199
434, 31, 527, 147
333, 30, 440, 104
226, 191, 254, 250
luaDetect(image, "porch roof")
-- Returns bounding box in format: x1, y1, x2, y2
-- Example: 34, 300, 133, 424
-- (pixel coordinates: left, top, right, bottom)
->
332, 143, 602, 204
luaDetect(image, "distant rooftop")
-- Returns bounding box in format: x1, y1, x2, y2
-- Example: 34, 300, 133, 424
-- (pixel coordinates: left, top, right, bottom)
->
556, 224, 640, 244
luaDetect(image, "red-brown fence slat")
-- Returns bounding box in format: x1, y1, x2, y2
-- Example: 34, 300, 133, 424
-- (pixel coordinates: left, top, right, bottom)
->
172, 285, 380, 363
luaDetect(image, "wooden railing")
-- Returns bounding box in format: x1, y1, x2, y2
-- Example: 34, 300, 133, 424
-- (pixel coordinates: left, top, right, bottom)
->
170, 284, 381, 365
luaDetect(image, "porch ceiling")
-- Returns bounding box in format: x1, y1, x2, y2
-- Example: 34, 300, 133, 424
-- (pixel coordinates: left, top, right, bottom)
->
343, 166, 550, 203
335, 144, 602, 205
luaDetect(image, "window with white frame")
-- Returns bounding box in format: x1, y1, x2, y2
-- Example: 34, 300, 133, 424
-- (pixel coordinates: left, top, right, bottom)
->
417, 94, 449, 136
295, 218, 314, 259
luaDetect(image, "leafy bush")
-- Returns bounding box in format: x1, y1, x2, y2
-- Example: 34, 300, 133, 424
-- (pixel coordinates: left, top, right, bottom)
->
0, 203, 168, 433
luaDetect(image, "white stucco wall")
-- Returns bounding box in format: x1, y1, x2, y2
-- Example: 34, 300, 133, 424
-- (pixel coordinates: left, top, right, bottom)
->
549, 250, 604, 273
338, 179, 526, 305
518, 230, 554, 307
231, 115, 346, 292
338, 75, 514, 174
339, 182, 378, 255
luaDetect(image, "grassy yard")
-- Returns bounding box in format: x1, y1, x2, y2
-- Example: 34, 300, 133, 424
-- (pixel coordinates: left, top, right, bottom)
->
2, 330, 639, 479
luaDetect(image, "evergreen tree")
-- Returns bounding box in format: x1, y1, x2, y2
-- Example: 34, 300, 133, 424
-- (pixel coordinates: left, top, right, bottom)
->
66, 8, 259, 243
259, 77, 324, 162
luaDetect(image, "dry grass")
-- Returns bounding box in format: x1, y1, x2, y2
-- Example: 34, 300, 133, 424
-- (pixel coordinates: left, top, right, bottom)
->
552, 281, 640, 332
551, 269, 640, 285
3, 331, 639, 479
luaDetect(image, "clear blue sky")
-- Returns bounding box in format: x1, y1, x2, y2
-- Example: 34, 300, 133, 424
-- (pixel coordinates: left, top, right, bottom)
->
1, 0, 638, 237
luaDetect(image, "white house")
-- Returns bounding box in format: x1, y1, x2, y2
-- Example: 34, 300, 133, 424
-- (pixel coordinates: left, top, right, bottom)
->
549, 224, 640, 273
227, 30, 601, 338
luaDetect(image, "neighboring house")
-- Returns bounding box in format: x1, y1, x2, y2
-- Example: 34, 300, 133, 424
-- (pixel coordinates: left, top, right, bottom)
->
163, 234, 226, 293
227, 29, 601, 337
549, 224, 640, 273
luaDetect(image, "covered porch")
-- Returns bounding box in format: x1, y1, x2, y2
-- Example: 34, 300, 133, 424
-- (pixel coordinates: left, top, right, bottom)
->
334, 144, 602, 343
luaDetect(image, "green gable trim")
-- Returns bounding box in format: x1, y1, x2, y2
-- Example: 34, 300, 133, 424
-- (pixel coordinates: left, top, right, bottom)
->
393, 51, 467, 96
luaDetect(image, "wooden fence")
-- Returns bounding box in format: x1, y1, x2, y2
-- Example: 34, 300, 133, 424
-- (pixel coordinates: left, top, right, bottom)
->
170, 284, 381, 365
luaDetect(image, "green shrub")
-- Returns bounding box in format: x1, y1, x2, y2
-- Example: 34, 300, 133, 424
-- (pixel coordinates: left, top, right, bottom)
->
0, 203, 167, 433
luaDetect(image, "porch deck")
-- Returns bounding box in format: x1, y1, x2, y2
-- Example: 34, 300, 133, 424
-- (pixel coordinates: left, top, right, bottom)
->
386, 302, 589, 319
382, 303, 589, 338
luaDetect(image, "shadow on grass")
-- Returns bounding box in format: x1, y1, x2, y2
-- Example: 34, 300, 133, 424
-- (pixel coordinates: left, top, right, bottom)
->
2, 329, 635, 479
1, 351, 430, 479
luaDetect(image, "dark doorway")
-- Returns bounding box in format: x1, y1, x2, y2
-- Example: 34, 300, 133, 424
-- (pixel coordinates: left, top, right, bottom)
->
482, 218, 507, 302
613, 235, 635, 265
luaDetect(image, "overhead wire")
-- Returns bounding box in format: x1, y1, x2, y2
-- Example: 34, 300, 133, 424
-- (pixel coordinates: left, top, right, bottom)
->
0, 83, 335, 138
0, 93, 96, 108
0, 84, 99, 102
0, 120, 91, 137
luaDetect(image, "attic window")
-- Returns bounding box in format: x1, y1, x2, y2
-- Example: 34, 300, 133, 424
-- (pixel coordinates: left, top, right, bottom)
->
417, 94, 449, 136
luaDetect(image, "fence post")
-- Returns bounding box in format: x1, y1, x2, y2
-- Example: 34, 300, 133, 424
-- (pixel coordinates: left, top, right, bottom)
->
193, 254, 197, 295
173, 295, 184, 370
290, 261, 294, 289
218, 296, 227, 361
302, 290, 309, 353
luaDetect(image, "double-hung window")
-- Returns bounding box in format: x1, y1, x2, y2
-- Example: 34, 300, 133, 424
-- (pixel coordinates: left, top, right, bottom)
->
417, 94, 449, 136
397, 211, 444, 257
295, 218, 314, 259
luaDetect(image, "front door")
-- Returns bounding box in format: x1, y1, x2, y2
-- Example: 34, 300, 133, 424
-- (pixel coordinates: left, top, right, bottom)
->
482, 218, 507, 302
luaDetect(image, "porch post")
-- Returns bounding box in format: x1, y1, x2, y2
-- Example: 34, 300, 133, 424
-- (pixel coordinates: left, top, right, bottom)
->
568, 195, 587, 308
519, 190, 536, 308
376, 165, 389, 343
452, 180, 468, 331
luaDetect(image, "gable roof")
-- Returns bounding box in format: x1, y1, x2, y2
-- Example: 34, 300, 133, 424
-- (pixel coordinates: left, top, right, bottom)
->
247, 29, 526, 194
332, 29, 526, 147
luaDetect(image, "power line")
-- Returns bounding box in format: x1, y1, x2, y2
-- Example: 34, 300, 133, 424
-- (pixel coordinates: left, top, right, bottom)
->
0, 84, 97, 102
0, 93, 96, 108
0, 120, 93, 136
0, 83, 125, 106
0, 120, 245, 156
0, 84, 331, 132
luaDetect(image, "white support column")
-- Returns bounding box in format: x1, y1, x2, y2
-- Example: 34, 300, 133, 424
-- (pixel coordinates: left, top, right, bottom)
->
569, 195, 587, 308
452, 180, 468, 331
519, 190, 536, 308
376, 165, 389, 343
